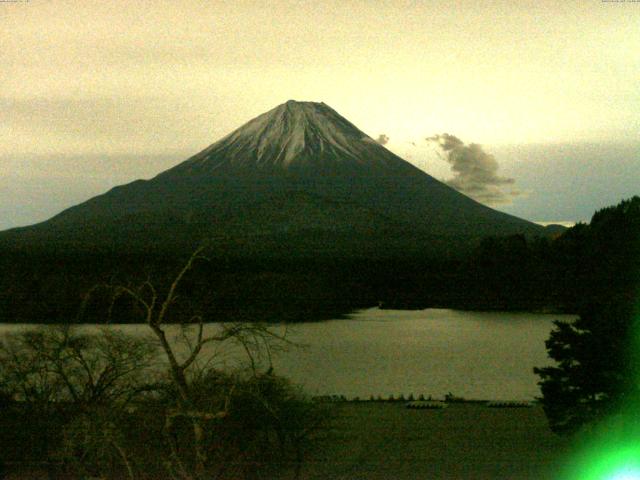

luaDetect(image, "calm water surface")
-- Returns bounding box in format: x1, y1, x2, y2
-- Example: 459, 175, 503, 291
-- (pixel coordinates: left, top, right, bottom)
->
0, 308, 575, 401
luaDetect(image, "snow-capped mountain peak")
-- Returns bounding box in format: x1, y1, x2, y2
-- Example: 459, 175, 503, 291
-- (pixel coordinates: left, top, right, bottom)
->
169, 100, 406, 174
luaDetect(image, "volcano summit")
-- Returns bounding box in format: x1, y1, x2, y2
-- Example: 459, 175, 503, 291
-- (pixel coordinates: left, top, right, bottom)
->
163, 100, 409, 174
1, 100, 542, 256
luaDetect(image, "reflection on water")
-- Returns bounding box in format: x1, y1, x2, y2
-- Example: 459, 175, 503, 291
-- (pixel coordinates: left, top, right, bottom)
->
0, 308, 575, 401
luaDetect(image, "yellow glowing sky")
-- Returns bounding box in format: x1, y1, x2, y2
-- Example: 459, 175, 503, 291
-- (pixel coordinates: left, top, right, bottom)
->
1, 0, 639, 229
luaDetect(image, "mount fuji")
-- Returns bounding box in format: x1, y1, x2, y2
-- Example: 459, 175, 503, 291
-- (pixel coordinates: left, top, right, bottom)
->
1, 100, 543, 256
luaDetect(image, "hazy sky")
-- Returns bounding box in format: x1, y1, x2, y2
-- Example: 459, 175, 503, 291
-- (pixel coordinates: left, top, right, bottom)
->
2, 0, 639, 230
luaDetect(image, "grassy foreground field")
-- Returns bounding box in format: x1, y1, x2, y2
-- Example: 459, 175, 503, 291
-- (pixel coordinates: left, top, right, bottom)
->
3, 402, 572, 479
298, 402, 572, 480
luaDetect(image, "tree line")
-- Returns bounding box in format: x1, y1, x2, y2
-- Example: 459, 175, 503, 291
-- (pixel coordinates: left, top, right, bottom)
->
4, 195, 639, 324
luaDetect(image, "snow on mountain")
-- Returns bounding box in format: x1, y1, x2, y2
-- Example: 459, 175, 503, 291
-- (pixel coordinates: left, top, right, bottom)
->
163, 100, 413, 175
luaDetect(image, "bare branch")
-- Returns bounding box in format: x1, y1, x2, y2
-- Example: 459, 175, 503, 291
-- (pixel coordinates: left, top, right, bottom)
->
109, 437, 136, 480
105, 285, 153, 323
163, 413, 194, 480
156, 246, 206, 326
180, 320, 205, 371
76, 282, 109, 322
140, 278, 158, 313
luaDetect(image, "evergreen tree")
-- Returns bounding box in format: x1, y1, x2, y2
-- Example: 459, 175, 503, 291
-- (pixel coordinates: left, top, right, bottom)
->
534, 296, 639, 434
535, 196, 640, 434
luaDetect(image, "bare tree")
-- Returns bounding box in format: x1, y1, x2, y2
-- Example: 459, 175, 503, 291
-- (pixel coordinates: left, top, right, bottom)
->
0, 325, 159, 479
0, 326, 158, 403
84, 247, 290, 480
0, 247, 317, 480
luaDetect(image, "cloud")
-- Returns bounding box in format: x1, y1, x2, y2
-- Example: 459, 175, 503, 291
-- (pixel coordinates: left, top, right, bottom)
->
376, 134, 389, 145
426, 133, 521, 206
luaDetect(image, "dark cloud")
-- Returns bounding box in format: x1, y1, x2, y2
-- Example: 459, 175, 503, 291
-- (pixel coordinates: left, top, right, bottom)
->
376, 134, 389, 145
426, 133, 520, 206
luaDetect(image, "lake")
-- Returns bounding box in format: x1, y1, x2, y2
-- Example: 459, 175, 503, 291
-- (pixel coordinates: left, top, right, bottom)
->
0, 308, 575, 401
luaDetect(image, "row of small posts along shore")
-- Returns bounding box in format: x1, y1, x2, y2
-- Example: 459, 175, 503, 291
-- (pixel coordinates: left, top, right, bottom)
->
311, 394, 534, 409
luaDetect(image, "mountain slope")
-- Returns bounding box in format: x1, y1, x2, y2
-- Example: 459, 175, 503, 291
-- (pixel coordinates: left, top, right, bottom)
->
162, 100, 412, 174
0, 100, 543, 255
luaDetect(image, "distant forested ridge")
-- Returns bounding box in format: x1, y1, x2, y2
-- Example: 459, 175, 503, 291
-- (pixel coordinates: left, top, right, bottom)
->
0, 196, 637, 324
459, 196, 639, 312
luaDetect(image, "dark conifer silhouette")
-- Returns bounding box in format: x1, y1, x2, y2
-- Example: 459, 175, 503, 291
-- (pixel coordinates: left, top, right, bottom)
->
534, 196, 640, 434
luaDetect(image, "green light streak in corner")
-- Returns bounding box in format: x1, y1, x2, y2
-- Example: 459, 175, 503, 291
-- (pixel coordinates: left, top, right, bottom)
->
562, 296, 640, 480
575, 445, 640, 480
570, 445, 640, 480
